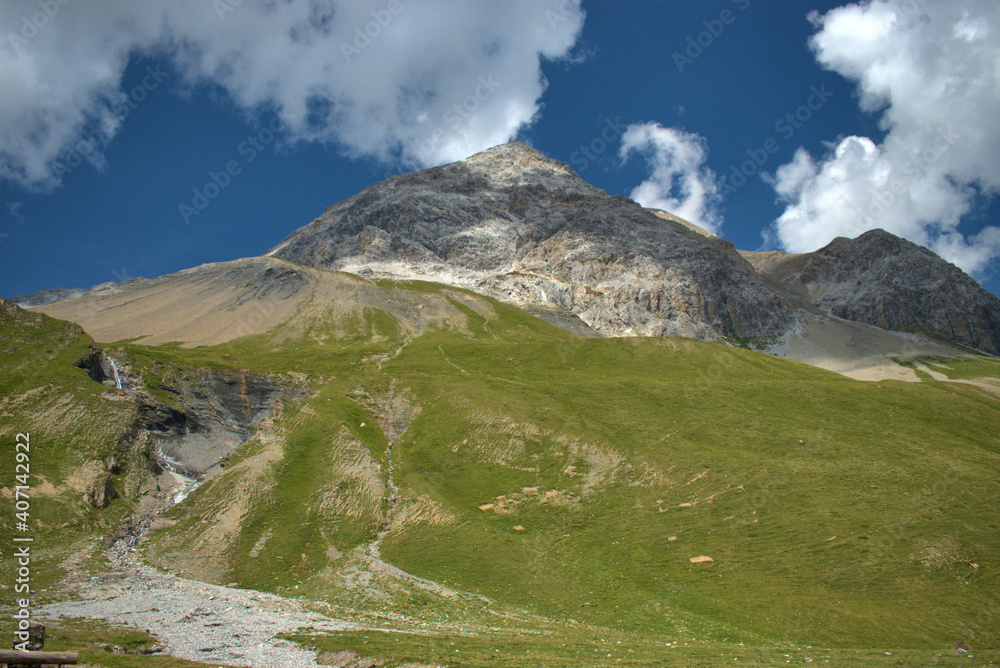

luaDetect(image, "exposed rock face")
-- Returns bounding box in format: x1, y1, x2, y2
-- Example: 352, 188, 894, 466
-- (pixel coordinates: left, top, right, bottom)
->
136, 366, 296, 476
89, 475, 117, 508
268, 141, 792, 339
10, 286, 89, 308
744, 229, 1000, 355
11, 278, 147, 308
75, 340, 307, 478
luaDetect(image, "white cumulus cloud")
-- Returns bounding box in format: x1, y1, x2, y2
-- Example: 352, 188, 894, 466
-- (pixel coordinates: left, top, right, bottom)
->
768, 0, 1000, 276
0, 0, 585, 191
619, 122, 722, 235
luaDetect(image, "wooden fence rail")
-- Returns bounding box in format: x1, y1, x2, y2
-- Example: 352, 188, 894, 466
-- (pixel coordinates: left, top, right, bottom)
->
0, 649, 79, 665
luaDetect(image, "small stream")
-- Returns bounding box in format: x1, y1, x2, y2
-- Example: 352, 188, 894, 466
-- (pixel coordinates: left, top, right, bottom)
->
108, 357, 123, 389
155, 446, 203, 505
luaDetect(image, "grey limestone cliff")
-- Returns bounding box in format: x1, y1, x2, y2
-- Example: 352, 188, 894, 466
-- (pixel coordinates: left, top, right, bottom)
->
268, 141, 792, 339
744, 229, 1000, 356
796, 230, 1000, 355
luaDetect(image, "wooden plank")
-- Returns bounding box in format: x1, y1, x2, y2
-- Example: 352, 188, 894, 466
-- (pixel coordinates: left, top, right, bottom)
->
0, 649, 79, 665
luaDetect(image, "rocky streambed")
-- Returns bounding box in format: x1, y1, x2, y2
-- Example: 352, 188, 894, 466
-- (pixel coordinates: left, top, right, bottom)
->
42, 552, 353, 667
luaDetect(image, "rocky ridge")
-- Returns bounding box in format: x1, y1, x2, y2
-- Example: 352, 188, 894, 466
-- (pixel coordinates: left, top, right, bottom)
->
743, 229, 1000, 356
267, 141, 1000, 356
268, 141, 793, 340
10, 286, 90, 308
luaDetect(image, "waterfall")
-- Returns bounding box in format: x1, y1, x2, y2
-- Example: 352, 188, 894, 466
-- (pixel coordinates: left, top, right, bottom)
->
155, 446, 202, 505
108, 357, 123, 389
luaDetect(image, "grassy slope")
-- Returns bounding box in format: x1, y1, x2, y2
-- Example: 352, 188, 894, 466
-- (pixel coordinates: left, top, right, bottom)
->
0, 305, 139, 591
3, 284, 1000, 665
137, 281, 1000, 653
381, 331, 1000, 648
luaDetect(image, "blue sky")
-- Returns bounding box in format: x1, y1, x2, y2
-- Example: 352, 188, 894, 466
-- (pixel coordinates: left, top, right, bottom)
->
2, 0, 999, 298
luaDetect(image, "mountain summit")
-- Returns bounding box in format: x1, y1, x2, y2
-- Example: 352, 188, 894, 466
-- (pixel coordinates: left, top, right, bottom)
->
268, 141, 792, 340
265, 141, 1000, 358
21, 141, 1000, 362
744, 229, 1000, 356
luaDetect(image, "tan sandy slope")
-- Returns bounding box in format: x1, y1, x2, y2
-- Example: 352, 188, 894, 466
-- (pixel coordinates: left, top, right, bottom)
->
768, 312, 959, 381
34, 256, 495, 347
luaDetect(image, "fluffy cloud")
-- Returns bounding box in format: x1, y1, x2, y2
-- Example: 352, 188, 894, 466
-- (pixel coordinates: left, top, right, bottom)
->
619, 123, 722, 235
768, 0, 1000, 276
0, 0, 585, 191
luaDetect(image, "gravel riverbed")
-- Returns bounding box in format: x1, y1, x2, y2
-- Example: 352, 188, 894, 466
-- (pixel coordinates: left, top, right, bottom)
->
40, 558, 354, 667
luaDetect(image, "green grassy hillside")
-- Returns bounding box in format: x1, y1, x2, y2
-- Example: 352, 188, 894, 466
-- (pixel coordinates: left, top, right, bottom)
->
141, 280, 1000, 649
0, 302, 141, 588
2, 280, 999, 665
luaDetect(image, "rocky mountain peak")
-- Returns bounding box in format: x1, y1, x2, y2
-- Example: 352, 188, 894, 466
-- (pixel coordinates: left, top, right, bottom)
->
264, 146, 999, 356
461, 140, 580, 184
267, 144, 792, 340
818, 228, 929, 264
791, 228, 1000, 355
